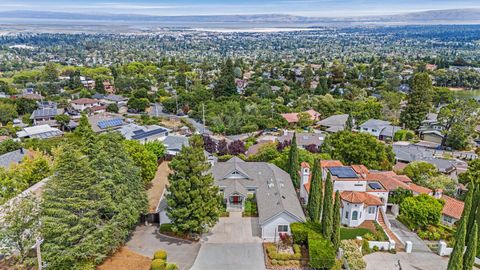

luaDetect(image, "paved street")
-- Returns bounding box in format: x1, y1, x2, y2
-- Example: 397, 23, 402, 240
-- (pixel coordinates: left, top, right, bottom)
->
388, 215, 431, 253
126, 225, 200, 270
365, 252, 449, 270
191, 212, 266, 270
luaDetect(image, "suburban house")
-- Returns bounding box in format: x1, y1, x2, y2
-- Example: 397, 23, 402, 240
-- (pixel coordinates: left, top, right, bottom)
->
87, 113, 125, 133
101, 94, 129, 107
436, 190, 464, 226
359, 119, 402, 141
277, 131, 325, 150
316, 114, 349, 133
393, 144, 458, 175
0, 148, 29, 169
299, 161, 389, 228
71, 98, 101, 112
162, 135, 189, 156
30, 107, 65, 126
280, 109, 320, 125
118, 124, 170, 143
157, 157, 306, 242
214, 157, 306, 241
16, 124, 63, 139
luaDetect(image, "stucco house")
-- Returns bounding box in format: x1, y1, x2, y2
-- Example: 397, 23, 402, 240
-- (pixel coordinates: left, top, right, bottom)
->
71, 98, 101, 112
299, 161, 389, 228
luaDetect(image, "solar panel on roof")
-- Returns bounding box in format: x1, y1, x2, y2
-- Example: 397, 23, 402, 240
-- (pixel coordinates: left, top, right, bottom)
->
329, 167, 358, 178
368, 182, 383, 190
98, 119, 123, 129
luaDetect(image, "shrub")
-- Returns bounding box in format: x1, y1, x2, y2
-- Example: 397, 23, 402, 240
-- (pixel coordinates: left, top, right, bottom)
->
332, 259, 343, 270
308, 234, 336, 269
151, 259, 166, 270
362, 240, 372, 255
154, 250, 168, 260
166, 263, 179, 270
290, 222, 322, 244
341, 240, 367, 270
160, 223, 173, 233
291, 222, 309, 244
271, 259, 279, 266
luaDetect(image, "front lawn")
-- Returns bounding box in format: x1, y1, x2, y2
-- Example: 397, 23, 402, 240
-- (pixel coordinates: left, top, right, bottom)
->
340, 227, 372, 240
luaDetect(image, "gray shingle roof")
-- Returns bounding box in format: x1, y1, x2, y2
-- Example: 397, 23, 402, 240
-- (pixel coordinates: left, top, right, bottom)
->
360, 119, 391, 130
317, 114, 349, 129
163, 136, 189, 151
0, 149, 28, 169
211, 158, 306, 224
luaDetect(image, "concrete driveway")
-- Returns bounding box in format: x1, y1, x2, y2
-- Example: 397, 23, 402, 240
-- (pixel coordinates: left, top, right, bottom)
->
126, 224, 200, 270
365, 252, 449, 270
191, 212, 266, 270
388, 216, 431, 253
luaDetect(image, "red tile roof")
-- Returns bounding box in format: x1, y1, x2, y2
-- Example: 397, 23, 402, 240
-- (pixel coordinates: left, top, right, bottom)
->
340, 191, 384, 206
441, 195, 464, 220
280, 109, 320, 123
321, 160, 343, 168
408, 183, 432, 195
351, 165, 370, 175
301, 162, 310, 168
366, 172, 410, 191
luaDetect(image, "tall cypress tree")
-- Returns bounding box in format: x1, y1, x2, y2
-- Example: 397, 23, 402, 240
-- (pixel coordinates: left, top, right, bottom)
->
332, 190, 341, 251
166, 135, 221, 234
400, 72, 434, 130
214, 58, 237, 97
464, 182, 476, 235
448, 218, 467, 270
322, 172, 334, 237
463, 222, 477, 270
288, 133, 300, 189
307, 159, 323, 222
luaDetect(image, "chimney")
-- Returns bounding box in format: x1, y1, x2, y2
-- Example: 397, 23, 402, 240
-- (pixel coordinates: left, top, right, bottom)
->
434, 189, 443, 199
300, 162, 310, 187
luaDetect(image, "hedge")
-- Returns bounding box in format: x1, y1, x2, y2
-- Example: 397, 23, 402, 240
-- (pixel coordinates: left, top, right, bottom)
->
266, 244, 302, 260
308, 233, 336, 269
166, 263, 179, 270
151, 259, 166, 270
291, 222, 322, 245
160, 223, 173, 233
154, 250, 168, 260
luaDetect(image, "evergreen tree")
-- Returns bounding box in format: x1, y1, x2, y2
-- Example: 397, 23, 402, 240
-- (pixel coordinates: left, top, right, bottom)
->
447, 218, 467, 270
322, 172, 334, 237
464, 182, 476, 235
463, 222, 477, 270
214, 58, 237, 97
332, 190, 341, 251
345, 114, 354, 131
307, 159, 323, 222
73, 113, 95, 155
166, 135, 221, 234
41, 133, 147, 269
287, 133, 300, 189
400, 73, 434, 130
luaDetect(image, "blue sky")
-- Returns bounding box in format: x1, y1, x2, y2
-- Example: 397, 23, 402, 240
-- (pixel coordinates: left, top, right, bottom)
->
1, 0, 479, 16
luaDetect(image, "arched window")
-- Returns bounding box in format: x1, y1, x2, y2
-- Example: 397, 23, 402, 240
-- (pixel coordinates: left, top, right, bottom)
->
352, 211, 358, 221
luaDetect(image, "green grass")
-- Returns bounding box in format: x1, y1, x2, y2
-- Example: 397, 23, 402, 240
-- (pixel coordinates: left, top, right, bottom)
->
340, 227, 373, 240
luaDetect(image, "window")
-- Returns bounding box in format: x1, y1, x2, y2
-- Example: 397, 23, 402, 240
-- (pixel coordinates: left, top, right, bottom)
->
278, 225, 289, 233
345, 211, 349, 219
368, 207, 376, 214
352, 211, 358, 220
443, 216, 453, 223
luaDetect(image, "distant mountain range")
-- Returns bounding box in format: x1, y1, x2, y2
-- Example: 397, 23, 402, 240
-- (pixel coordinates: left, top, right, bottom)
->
1, 9, 480, 26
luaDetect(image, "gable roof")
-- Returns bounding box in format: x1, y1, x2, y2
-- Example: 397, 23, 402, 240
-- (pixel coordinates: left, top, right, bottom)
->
0, 149, 29, 169
211, 160, 306, 224
71, 98, 99, 105
360, 119, 391, 130
280, 109, 320, 123
441, 195, 464, 220
317, 114, 348, 129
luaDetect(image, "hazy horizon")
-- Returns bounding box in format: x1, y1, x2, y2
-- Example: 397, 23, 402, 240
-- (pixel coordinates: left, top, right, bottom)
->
1, 0, 480, 17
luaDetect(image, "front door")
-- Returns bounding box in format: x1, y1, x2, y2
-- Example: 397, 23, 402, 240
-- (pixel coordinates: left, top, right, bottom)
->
233, 195, 239, 204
